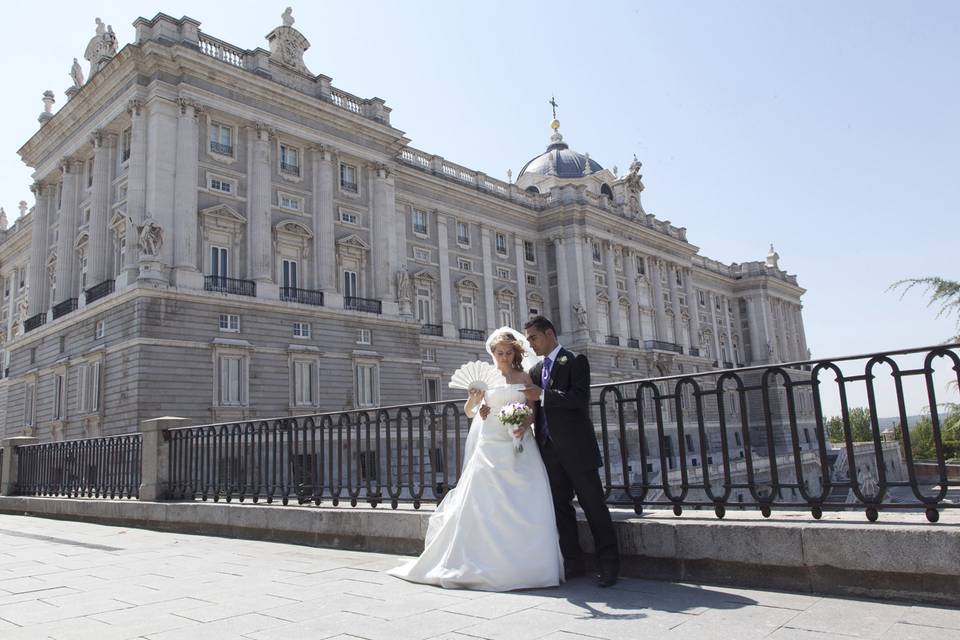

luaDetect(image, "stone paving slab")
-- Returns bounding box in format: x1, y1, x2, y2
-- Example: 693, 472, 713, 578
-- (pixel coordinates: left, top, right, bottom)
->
0, 514, 957, 640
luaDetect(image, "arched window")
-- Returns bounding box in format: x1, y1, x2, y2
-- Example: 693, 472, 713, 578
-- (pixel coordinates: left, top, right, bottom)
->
600, 183, 614, 200
525, 185, 540, 195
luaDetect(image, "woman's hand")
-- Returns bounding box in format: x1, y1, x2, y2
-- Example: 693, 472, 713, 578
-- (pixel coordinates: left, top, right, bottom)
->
479, 405, 491, 419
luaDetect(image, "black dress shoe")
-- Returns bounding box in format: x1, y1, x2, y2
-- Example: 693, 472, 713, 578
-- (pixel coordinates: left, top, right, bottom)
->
596, 566, 618, 588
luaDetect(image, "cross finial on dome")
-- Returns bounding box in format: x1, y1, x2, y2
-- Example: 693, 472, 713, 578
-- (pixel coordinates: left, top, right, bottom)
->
549, 95, 560, 132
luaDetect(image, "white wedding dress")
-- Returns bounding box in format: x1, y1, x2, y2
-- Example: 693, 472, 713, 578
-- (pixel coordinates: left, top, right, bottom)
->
389, 384, 564, 591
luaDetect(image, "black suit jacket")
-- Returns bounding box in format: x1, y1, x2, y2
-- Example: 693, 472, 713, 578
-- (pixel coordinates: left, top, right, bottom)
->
529, 348, 603, 471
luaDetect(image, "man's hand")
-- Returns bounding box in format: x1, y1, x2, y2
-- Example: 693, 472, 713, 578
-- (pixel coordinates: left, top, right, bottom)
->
522, 385, 541, 404
479, 405, 491, 419
512, 424, 529, 439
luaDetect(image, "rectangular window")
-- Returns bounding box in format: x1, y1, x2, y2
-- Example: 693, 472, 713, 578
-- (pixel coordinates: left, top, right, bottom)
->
24, 382, 36, 426
355, 363, 377, 408
734, 432, 742, 447
293, 322, 311, 338
424, 377, 440, 403
293, 360, 315, 406
209, 122, 233, 156
219, 314, 240, 332
80, 254, 88, 290
685, 433, 696, 453
83, 208, 91, 225
121, 128, 131, 163
86, 157, 95, 188
340, 163, 358, 192
343, 270, 358, 298
357, 329, 371, 345
280, 144, 300, 176
526, 274, 538, 286
413, 247, 431, 262
592, 242, 602, 263
416, 287, 432, 323
423, 348, 437, 363
279, 193, 302, 211
524, 240, 536, 263
456, 221, 470, 245
219, 356, 242, 405
4, 277, 9, 298
90, 361, 101, 412
698, 290, 706, 306
282, 259, 298, 289
495, 232, 507, 255
54, 374, 65, 420
412, 209, 428, 235
19, 269, 25, 290
95, 319, 105, 339
339, 210, 358, 225
77, 365, 90, 413
617, 279, 626, 291
676, 269, 683, 286
457, 257, 473, 272
528, 306, 540, 318
595, 273, 606, 287
496, 267, 510, 280
210, 246, 228, 277
460, 294, 476, 330
637, 256, 646, 276
359, 450, 378, 481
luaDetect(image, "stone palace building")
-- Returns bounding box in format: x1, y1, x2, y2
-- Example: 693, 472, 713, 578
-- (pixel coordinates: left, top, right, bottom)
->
0, 10, 811, 453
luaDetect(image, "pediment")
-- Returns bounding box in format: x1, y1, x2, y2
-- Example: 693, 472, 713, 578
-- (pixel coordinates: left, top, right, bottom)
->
274, 219, 313, 238
109, 211, 130, 229
336, 233, 370, 250
456, 277, 480, 290
74, 231, 89, 250
495, 286, 516, 298
200, 204, 247, 223
412, 269, 435, 282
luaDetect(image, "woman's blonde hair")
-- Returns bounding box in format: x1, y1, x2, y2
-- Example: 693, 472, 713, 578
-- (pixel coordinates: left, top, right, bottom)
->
489, 331, 525, 370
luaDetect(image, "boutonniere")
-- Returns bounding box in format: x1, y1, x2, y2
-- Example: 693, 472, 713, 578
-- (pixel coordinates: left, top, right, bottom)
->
557, 355, 569, 365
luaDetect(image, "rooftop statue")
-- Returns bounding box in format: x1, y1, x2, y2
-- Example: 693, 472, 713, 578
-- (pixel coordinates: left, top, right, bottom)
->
84, 17, 118, 77
282, 7, 295, 27
70, 58, 85, 88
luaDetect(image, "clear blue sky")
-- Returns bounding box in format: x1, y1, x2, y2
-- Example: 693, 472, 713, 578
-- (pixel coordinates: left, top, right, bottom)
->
2, 1, 957, 416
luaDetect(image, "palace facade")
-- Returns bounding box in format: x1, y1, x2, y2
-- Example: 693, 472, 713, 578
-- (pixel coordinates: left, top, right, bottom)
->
0, 11, 810, 451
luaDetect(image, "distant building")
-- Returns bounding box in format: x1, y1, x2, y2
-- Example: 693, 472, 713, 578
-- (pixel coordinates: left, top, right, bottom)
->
0, 10, 809, 452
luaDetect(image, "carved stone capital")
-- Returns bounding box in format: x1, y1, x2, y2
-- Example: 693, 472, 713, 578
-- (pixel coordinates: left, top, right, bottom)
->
127, 98, 144, 117
90, 129, 117, 149
177, 97, 202, 117
60, 157, 80, 174
254, 121, 274, 140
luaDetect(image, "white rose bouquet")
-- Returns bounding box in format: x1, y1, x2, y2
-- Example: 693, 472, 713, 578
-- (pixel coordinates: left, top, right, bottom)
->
497, 402, 533, 453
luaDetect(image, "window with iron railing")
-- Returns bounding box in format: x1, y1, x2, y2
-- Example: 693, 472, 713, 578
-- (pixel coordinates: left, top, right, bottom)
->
209, 122, 234, 156
340, 163, 358, 193
280, 144, 300, 176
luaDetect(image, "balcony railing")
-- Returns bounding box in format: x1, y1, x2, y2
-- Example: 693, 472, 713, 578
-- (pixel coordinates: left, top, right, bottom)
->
644, 340, 683, 354
344, 296, 382, 314
24, 313, 46, 333
724, 361, 735, 369
280, 287, 324, 307
627, 338, 640, 349
209, 141, 233, 156
419, 324, 443, 336
605, 335, 620, 346
204, 276, 256, 297
52, 298, 78, 320
85, 279, 115, 304
340, 180, 358, 193
280, 161, 300, 176
459, 328, 486, 341
688, 347, 701, 357
158, 343, 960, 523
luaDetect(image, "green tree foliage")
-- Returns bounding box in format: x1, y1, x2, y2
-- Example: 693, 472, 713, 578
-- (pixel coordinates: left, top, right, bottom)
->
825, 407, 874, 443
893, 404, 960, 461
890, 277, 960, 342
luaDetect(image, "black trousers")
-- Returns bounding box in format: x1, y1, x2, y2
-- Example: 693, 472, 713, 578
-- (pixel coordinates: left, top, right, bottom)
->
540, 439, 619, 570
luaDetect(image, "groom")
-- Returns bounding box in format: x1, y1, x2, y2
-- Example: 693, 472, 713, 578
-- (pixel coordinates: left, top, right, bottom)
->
521, 316, 620, 587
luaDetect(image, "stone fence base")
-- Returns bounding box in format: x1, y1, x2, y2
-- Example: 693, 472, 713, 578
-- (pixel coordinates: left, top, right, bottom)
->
0, 496, 957, 606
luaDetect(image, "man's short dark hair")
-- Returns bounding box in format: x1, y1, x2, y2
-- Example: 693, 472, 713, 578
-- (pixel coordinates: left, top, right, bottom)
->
524, 315, 556, 337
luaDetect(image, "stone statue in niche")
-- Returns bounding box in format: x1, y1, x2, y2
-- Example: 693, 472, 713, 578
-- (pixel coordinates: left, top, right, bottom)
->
282, 7, 295, 26
16, 297, 29, 335
137, 217, 164, 257
396, 270, 413, 315
573, 303, 587, 328
69, 58, 85, 88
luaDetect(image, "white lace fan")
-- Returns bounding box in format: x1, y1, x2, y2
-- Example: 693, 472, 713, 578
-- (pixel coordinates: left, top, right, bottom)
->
448, 360, 506, 392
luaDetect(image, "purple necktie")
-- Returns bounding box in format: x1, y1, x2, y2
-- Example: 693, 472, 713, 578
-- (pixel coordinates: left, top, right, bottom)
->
540, 357, 552, 441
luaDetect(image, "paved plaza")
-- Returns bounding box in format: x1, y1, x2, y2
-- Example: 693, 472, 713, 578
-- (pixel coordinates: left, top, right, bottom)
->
0, 514, 957, 640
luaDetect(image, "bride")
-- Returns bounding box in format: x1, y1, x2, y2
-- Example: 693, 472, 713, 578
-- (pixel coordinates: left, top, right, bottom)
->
388, 327, 563, 591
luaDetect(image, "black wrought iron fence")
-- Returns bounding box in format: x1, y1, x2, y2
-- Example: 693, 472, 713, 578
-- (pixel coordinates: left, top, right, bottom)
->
14, 434, 142, 498
162, 344, 959, 522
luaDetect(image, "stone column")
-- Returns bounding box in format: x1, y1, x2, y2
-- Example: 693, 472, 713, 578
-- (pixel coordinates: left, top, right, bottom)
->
436, 215, 455, 337
745, 296, 764, 364
514, 236, 527, 322
0, 436, 38, 495
86, 131, 115, 290
626, 252, 642, 342
370, 164, 395, 303
667, 263, 683, 346
312, 145, 338, 301
123, 99, 147, 284
795, 306, 809, 358
143, 98, 179, 281
732, 297, 746, 364
139, 416, 190, 501
6, 272, 17, 339
649, 258, 668, 342
684, 267, 700, 354
27, 183, 52, 316
248, 124, 274, 295
54, 159, 81, 304
760, 293, 776, 361
552, 235, 573, 338
709, 292, 722, 362
722, 296, 735, 363
480, 226, 496, 332
580, 234, 599, 341
775, 300, 789, 361
604, 241, 620, 341
172, 99, 202, 288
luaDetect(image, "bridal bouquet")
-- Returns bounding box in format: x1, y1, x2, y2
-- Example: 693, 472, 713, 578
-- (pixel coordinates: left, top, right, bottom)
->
497, 402, 533, 453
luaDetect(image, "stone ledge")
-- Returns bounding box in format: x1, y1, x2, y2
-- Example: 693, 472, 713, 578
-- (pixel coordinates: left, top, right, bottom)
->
1, 496, 957, 605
